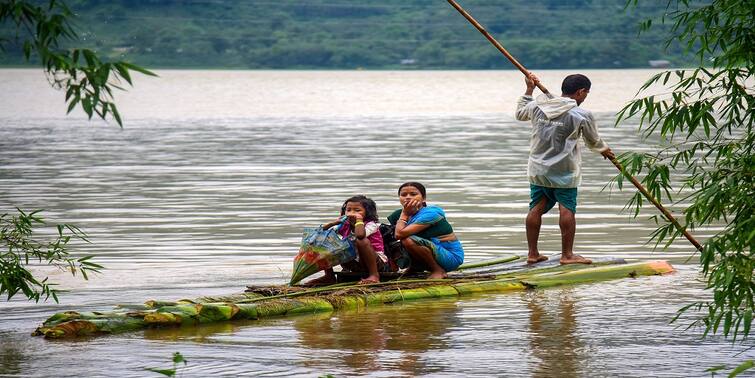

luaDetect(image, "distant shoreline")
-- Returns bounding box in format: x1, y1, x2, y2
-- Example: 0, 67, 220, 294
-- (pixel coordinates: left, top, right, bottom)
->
0, 65, 692, 71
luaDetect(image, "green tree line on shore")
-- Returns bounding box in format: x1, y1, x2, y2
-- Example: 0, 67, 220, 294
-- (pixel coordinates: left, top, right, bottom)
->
1, 0, 690, 69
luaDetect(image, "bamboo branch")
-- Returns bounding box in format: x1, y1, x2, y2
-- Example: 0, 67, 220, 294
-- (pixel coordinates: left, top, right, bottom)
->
608, 157, 704, 251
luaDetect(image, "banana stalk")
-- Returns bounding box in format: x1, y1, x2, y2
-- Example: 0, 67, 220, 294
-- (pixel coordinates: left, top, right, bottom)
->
33, 260, 674, 339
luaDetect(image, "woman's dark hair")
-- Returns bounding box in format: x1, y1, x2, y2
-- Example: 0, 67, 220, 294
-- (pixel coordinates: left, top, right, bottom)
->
398, 182, 426, 197
398, 182, 427, 207
561, 74, 591, 95
340, 195, 379, 223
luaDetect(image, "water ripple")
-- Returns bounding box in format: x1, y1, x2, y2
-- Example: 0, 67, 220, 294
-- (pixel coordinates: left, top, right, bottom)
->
0, 90, 741, 376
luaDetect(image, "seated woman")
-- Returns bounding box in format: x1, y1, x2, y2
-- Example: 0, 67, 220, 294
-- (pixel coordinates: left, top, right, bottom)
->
387, 182, 464, 279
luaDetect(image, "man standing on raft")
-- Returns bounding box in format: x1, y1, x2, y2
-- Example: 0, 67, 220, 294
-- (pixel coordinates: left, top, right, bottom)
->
515, 73, 615, 265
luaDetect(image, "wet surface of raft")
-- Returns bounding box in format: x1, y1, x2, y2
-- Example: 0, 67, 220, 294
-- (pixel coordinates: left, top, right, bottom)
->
32, 257, 674, 339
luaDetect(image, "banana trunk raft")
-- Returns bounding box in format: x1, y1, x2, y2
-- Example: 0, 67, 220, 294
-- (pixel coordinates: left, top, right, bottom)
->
32, 258, 674, 339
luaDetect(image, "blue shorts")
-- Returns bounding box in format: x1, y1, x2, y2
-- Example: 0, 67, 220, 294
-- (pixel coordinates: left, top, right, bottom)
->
529, 184, 577, 214
409, 235, 464, 272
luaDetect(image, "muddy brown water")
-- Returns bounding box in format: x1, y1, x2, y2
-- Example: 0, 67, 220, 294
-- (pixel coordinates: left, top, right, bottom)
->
0, 69, 750, 377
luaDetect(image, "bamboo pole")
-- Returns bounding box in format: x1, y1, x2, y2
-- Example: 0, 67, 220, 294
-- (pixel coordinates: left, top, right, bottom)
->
446, 0, 704, 252
608, 157, 703, 251
446, 0, 549, 95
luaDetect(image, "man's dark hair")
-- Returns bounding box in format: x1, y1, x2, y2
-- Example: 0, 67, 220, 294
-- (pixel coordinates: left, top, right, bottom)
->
561, 74, 591, 95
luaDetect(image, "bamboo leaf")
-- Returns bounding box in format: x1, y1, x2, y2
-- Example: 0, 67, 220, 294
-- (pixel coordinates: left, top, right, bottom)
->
172, 352, 187, 365
110, 103, 123, 127
81, 49, 97, 67
723, 310, 733, 336
113, 63, 132, 85
119, 61, 157, 77
707, 365, 727, 373
728, 360, 754, 378
743, 309, 752, 339
81, 96, 92, 118
66, 97, 79, 114
145, 368, 176, 377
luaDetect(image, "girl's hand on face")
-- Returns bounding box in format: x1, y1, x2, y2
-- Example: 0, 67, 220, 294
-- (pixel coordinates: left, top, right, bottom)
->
343, 202, 366, 225
347, 214, 363, 224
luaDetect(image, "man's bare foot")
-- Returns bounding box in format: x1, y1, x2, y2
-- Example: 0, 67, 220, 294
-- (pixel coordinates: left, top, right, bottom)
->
527, 255, 549, 264
303, 274, 337, 287
357, 275, 380, 285
560, 254, 592, 265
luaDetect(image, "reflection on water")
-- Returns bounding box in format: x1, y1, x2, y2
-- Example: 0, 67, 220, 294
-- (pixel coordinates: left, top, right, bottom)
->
293, 300, 460, 376
143, 320, 245, 343
525, 289, 584, 378
0, 339, 22, 376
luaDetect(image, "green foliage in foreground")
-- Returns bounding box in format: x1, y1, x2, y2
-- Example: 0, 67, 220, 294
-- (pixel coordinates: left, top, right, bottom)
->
1, 0, 144, 303
0, 209, 101, 302
1, 0, 689, 69
613, 0, 753, 375
707, 360, 755, 378
0, 0, 155, 126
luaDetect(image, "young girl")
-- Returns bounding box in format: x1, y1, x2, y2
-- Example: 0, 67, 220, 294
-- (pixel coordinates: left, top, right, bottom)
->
305, 195, 394, 286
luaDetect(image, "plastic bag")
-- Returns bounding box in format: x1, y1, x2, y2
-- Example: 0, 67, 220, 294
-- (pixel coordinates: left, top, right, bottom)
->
289, 225, 355, 285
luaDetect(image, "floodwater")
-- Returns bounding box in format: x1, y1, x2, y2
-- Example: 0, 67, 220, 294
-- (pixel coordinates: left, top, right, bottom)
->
0, 69, 750, 377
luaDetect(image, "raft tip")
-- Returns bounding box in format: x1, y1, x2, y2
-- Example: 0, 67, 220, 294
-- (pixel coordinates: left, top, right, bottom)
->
647, 260, 675, 273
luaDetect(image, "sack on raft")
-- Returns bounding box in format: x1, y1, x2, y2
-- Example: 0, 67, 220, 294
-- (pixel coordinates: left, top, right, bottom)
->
289, 225, 355, 285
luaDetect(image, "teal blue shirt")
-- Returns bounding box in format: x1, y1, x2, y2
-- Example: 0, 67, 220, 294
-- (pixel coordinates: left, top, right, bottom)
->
387, 206, 454, 239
